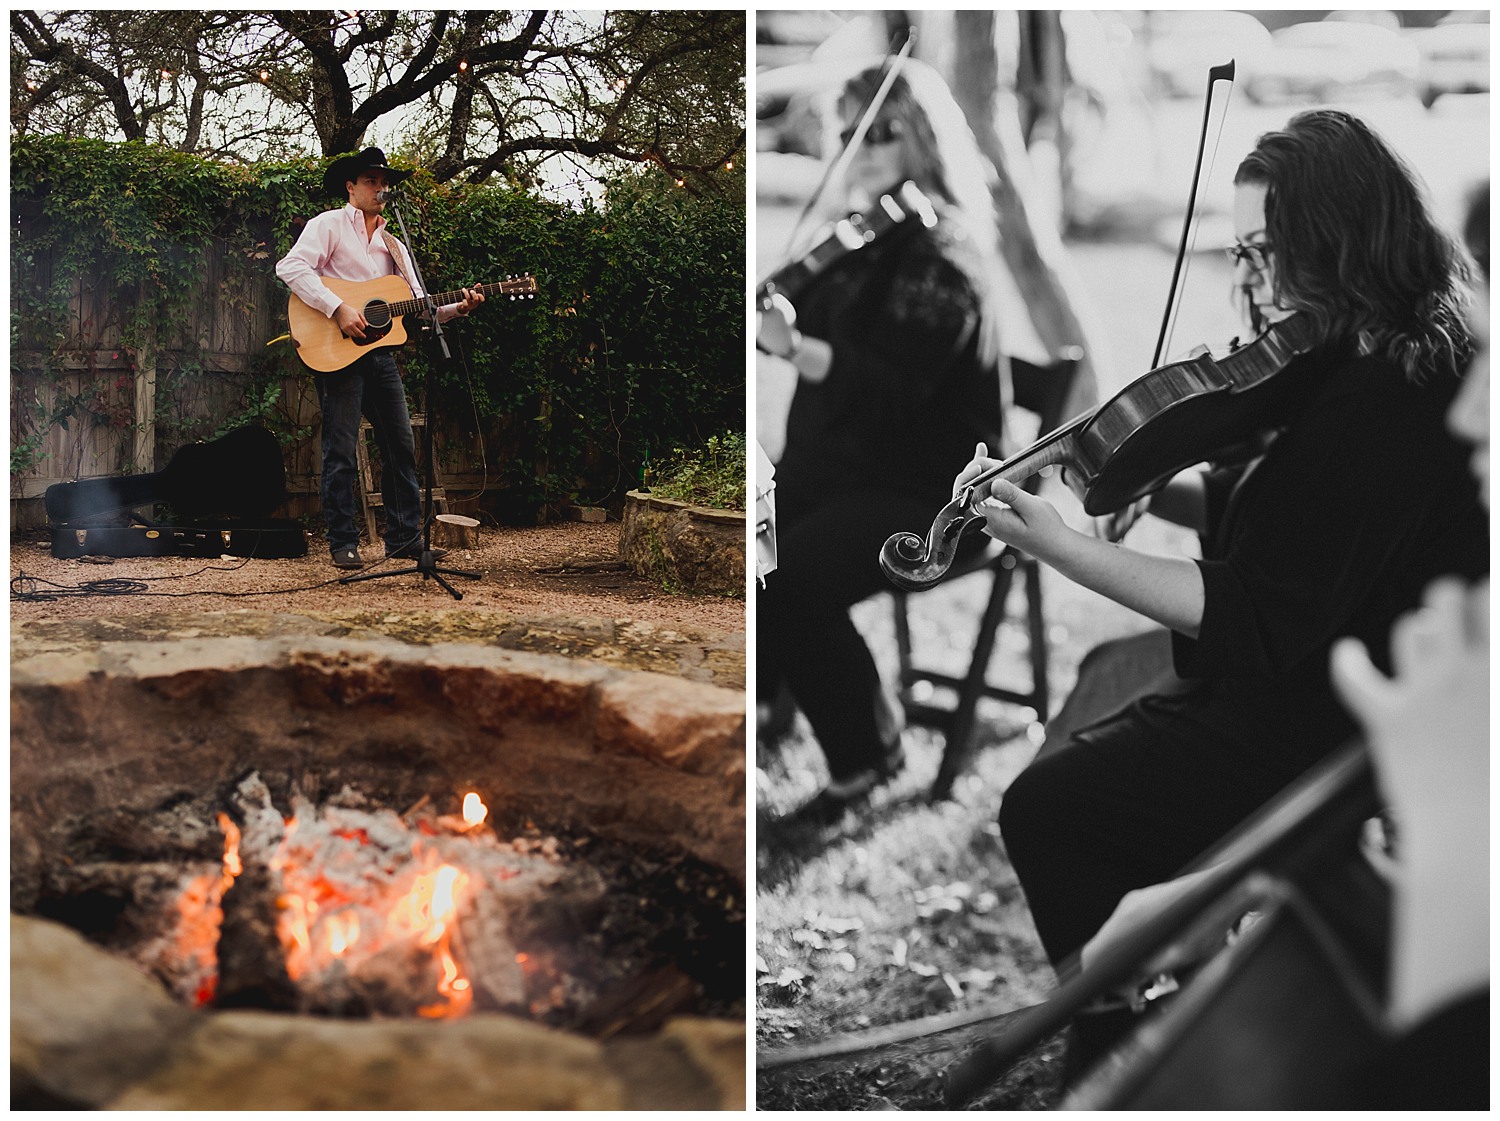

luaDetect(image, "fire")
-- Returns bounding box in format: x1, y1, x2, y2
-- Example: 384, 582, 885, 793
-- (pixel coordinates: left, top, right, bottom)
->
217, 813, 242, 883
325, 910, 361, 957
171, 814, 248, 1007
387, 863, 474, 1018
462, 792, 488, 829
422, 939, 473, 1019
278, 892, 314, 979
390, 863, 467, 944
150, 776, 572, 1020
266, 810, 476, 1017
182, 787, 546, 1019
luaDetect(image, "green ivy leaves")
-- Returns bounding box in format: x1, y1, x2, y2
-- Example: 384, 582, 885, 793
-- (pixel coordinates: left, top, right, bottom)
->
12, 139, 744, 515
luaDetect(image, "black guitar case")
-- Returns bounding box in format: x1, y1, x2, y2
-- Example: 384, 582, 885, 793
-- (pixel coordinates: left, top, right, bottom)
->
45, 426, 307, 559
49, 519, 308, 560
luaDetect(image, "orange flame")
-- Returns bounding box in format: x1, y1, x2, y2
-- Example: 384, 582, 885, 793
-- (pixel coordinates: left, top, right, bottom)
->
236, 811, 476, 1017
461, 792, 488, 829
389, 863, 465, 942
325, 910, 361, 957
421, 939, 474, 1018
217, 813, 243, 884
279, 892, 314, 981
408, 864, 473, 1017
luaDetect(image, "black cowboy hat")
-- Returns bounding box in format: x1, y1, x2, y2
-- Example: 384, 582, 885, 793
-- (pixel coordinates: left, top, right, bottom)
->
321, 146, 413, 197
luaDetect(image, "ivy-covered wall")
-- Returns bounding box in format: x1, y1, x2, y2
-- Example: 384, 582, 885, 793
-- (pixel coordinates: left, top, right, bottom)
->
10, 136, 745, 525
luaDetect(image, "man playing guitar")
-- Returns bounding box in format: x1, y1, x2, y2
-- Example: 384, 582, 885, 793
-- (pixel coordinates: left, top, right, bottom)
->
276, 146, 483, 570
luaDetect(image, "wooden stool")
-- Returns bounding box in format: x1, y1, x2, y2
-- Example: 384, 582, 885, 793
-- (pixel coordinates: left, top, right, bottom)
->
890, 356, 1082, 800
356, 413, 446, 543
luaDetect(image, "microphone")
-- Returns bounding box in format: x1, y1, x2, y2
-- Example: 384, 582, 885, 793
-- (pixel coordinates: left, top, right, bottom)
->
376, 188, 401, 201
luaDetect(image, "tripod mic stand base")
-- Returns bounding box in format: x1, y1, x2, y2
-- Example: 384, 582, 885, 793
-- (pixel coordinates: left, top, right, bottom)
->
339, 550, 483, 601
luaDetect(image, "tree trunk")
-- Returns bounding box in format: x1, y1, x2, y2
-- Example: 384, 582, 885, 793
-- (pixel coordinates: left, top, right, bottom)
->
933, 10, 1112, 419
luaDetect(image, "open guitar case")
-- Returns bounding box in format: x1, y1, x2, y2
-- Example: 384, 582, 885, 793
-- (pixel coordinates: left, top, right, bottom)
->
45, 426, 307, 560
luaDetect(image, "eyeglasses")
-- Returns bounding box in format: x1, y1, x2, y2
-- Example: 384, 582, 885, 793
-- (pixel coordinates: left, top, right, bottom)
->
1225, 241, 1272, 271
840, 118, 905, 147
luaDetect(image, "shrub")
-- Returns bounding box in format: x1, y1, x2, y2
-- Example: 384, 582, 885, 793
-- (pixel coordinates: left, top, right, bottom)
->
646, 431, 746, 510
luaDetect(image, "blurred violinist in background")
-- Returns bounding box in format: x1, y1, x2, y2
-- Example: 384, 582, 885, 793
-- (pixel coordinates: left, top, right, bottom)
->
755, 56, 1011, 824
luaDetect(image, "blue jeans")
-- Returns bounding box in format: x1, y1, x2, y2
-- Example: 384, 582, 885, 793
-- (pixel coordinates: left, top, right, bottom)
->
315, 351, 422, 554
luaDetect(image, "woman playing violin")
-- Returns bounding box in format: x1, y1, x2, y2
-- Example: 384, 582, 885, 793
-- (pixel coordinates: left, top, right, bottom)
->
962, 110, 1486, 987
758, 58, 1009, 823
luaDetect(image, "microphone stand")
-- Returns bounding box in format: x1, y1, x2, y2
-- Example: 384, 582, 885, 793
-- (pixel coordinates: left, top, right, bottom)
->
341, 191, 483, 599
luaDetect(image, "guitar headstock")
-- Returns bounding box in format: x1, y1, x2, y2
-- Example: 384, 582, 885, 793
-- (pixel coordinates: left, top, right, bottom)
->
498, 274, 538, 300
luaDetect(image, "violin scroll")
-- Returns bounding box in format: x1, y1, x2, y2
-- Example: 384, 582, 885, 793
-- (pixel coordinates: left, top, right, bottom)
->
878, 494, 981, 590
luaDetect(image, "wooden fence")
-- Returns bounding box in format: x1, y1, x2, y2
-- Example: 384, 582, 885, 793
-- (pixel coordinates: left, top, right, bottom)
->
9, 225, 475, 531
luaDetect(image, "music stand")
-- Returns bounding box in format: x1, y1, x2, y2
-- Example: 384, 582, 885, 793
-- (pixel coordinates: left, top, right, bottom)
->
341, 193, 482, 600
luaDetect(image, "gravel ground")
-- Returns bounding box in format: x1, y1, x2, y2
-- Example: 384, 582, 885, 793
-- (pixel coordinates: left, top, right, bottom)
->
10, 521, 742, 627
10, 521, 747, 688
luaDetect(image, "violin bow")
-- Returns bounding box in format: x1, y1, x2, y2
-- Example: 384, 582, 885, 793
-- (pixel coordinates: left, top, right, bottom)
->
1151, 60, 1236, 369
778, 25, 917, 266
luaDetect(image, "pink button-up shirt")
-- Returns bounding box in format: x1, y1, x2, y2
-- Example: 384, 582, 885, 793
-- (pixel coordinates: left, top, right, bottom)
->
276, 204, 461, 323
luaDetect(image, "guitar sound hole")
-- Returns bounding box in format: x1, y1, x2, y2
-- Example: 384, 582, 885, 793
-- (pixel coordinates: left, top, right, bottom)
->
357, 301, 393, 346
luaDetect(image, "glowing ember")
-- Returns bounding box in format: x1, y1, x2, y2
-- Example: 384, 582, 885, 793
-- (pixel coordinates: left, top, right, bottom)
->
462, 792, 488, 829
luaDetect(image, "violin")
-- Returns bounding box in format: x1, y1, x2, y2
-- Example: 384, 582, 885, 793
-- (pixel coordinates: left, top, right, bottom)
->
879, 313, 1322, 591
757, 180, 937, 309
878, 57, 1251, 593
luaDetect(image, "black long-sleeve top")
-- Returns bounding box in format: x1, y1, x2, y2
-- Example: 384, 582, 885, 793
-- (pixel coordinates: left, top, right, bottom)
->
1159, 347, 1488, 777
775, 208, 1004, 511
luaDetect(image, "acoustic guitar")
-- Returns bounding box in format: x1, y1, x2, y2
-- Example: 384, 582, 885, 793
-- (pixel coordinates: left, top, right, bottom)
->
287, 274, 538, 372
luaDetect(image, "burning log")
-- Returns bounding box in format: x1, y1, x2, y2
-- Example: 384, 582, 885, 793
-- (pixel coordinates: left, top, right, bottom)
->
215, 777, 297, 1010
214, 860, 297, 1011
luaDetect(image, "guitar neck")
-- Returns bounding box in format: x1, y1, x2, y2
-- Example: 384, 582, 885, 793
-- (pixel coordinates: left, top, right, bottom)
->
385, 280, 512, 318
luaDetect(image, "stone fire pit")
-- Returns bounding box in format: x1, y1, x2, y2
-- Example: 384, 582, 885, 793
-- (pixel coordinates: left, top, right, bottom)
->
11, 636, 745, 1110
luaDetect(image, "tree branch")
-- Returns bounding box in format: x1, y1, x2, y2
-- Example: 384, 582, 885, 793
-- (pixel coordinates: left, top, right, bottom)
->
12, 11, 146, 141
